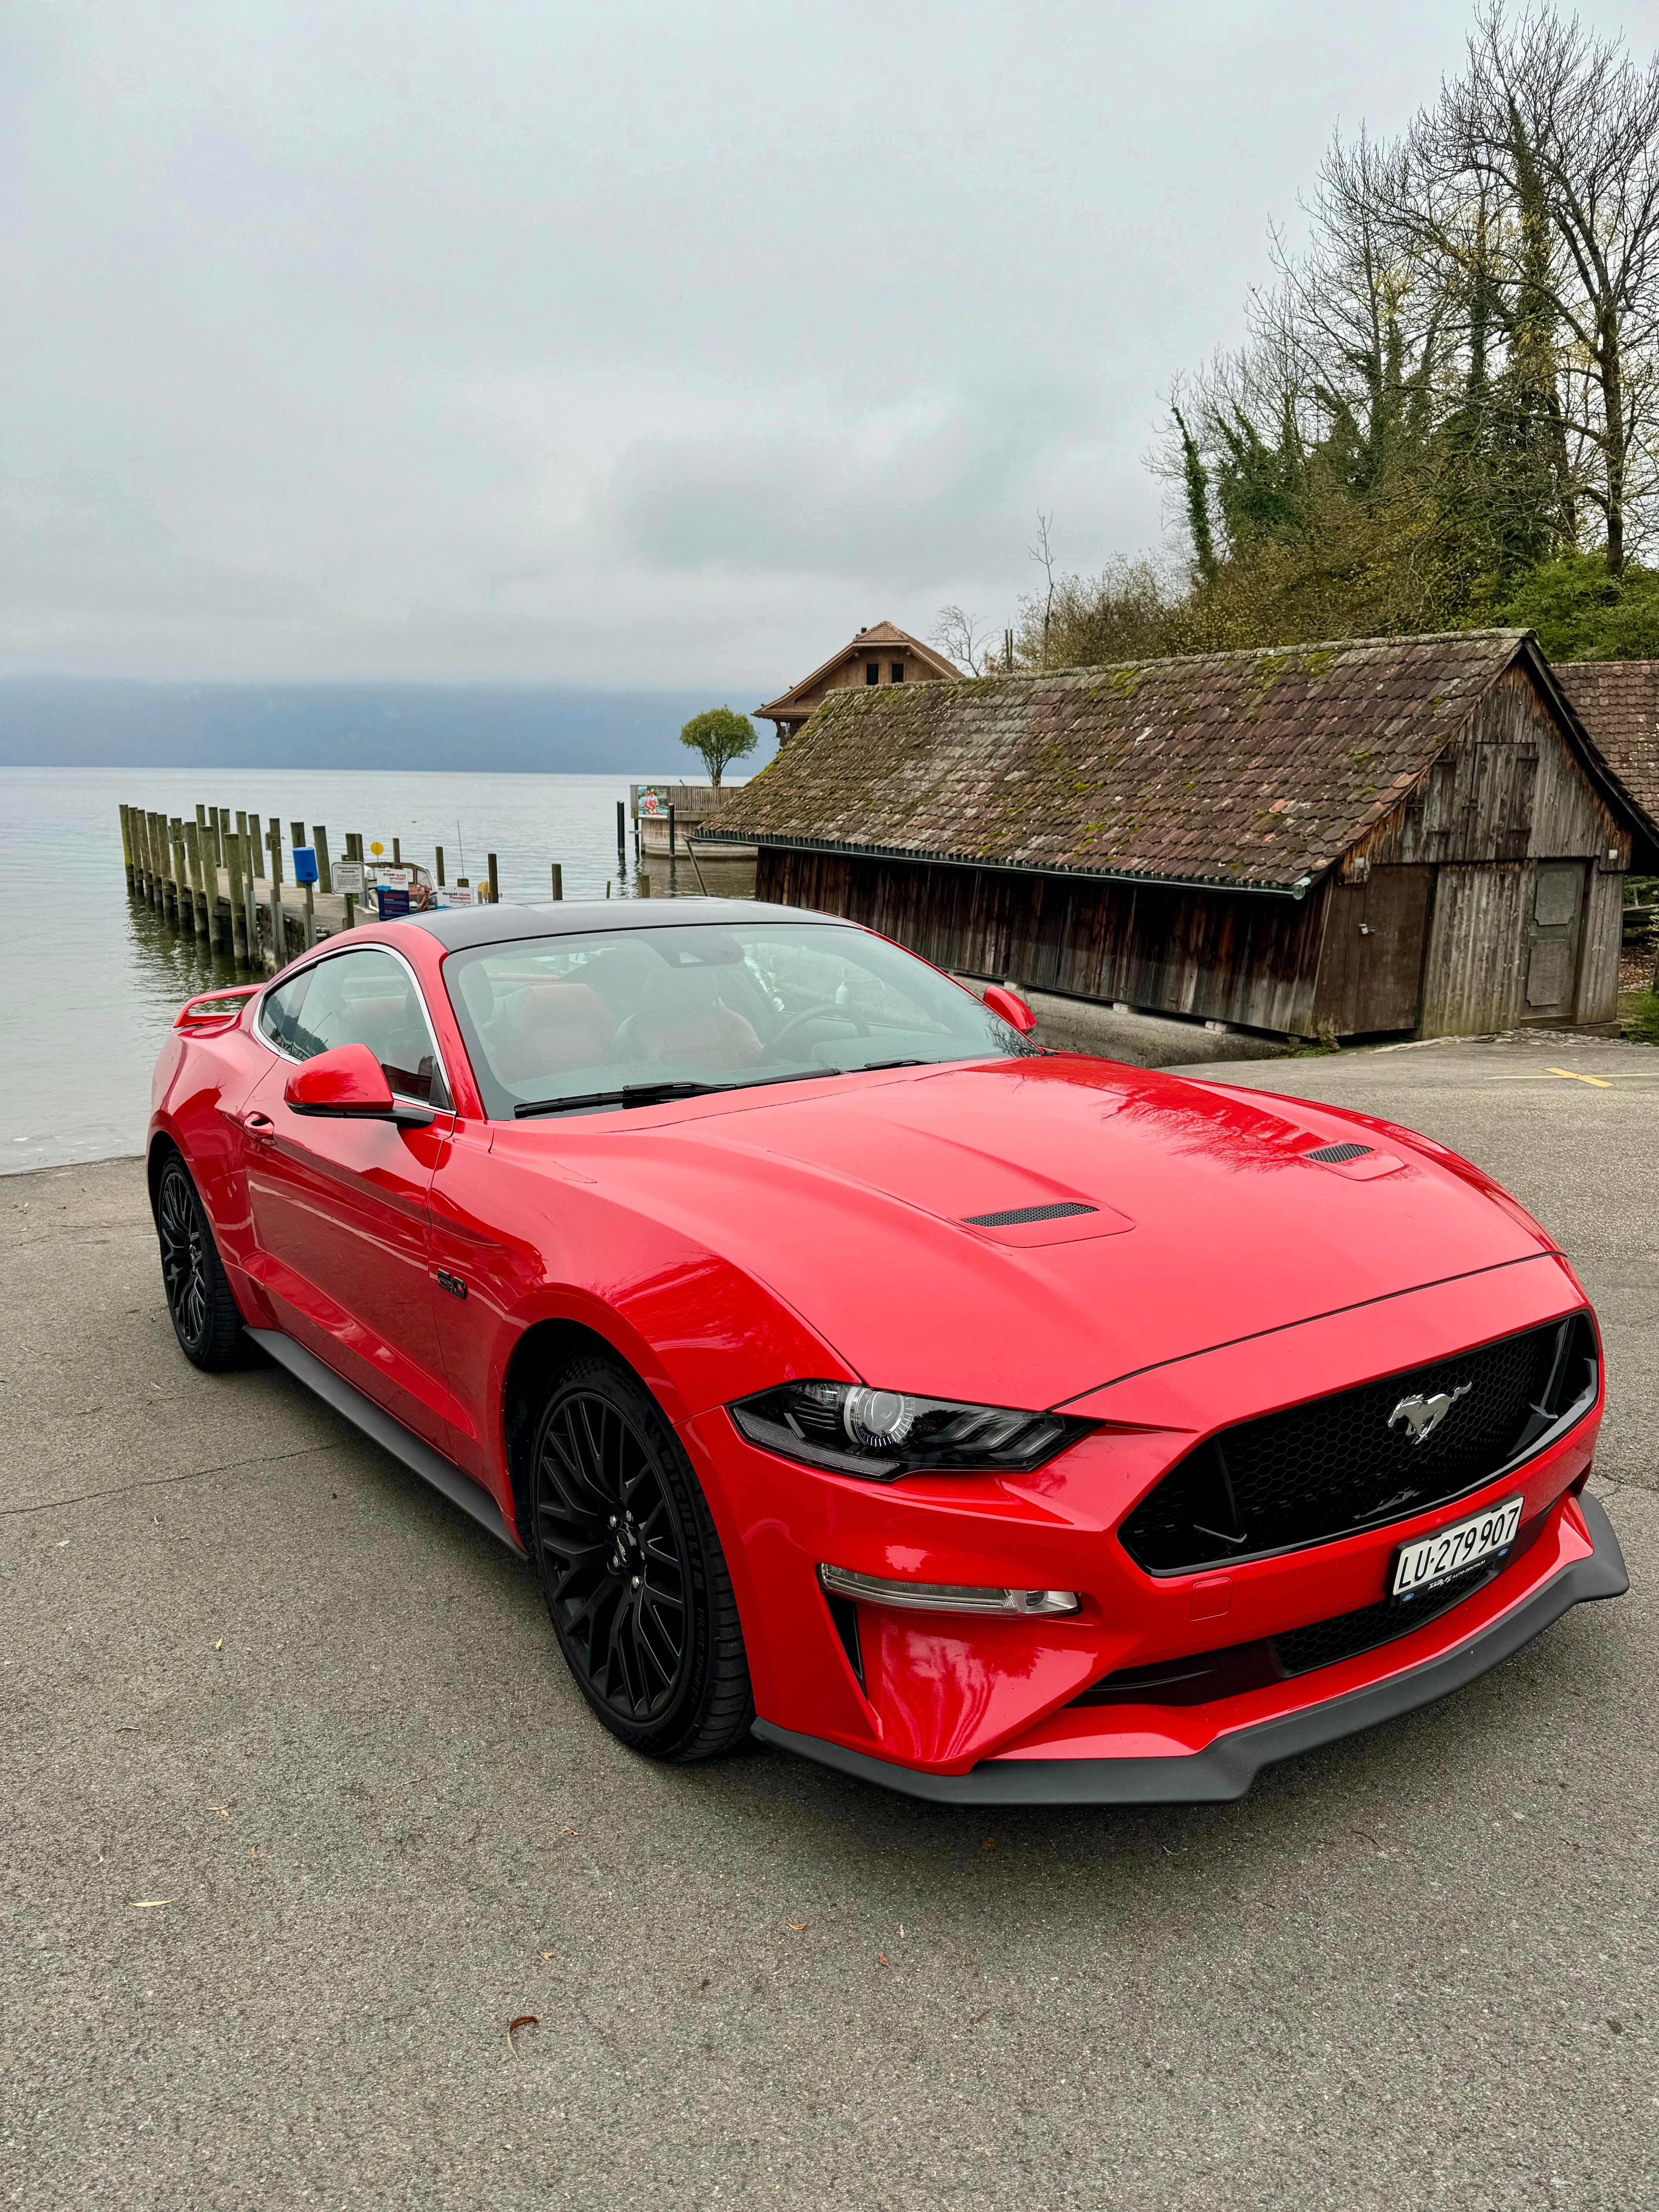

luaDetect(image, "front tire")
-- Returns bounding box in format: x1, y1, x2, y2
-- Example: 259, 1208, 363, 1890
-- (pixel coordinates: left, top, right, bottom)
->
156, 1153, 245, 1371
530, 1348, 753, 1762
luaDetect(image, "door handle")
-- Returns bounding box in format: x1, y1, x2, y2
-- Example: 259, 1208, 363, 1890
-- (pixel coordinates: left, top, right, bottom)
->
241, 1111, 275, 1135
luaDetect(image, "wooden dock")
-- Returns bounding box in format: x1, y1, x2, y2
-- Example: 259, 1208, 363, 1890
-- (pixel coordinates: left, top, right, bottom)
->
116, 799, 754, 975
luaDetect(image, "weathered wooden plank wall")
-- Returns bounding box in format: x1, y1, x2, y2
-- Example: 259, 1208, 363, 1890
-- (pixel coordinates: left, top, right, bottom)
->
760, 848, 1330, 1035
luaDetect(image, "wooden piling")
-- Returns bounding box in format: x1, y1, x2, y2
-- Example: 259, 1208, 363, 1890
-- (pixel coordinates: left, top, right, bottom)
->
268, 823, 284, 969
212, 806, 227, 871
137, 807, 155, 900
118, 804, 135, 890
143, 813, 160, 908
550, 862, 563, 900
487, 853, 500, 904
151, 811, 167, 907
434, 845, 445, 887
246, 813, 263, 880
637, 872, 653, 898
227, 832, 249, 962
184, 821, 209, 936
392, 836, 402, 865
311, 826, 333, 894
171, 819, 191, 928
617, 799, 626, 860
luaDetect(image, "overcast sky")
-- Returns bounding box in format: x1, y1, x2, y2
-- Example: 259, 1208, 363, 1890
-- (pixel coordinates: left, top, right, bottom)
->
5, 0, 1657, 695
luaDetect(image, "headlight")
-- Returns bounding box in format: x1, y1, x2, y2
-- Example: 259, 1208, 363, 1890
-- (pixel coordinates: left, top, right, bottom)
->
728, 1380, 1094, 1480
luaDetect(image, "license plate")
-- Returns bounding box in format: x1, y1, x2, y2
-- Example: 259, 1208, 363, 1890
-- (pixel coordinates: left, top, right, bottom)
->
1391, 1495, 1524, 1600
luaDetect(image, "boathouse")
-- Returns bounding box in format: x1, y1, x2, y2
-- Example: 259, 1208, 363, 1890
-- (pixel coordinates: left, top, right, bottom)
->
754, 620, 960, 747
705, 630, 1647, 1043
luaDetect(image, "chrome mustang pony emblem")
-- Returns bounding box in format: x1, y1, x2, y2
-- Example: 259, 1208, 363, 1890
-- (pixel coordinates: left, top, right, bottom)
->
1388, 1382, 1472, 1444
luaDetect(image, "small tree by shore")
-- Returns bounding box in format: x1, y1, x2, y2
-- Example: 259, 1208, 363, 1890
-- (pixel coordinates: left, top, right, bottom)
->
680, 706, 757, 790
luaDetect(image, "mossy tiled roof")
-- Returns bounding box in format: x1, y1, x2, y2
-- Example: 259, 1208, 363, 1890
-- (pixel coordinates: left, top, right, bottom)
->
1551, 659, 1659, 839
708, 630, 1537, 892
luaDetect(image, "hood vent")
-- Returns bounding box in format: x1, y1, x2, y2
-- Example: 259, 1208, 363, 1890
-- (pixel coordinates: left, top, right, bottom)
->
962, 1201, 1097, 1228
1304, 1142, 1373, 1165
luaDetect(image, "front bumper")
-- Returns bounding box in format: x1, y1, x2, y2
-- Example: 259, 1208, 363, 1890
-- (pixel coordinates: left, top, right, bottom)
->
752, 1492, 1628, 1803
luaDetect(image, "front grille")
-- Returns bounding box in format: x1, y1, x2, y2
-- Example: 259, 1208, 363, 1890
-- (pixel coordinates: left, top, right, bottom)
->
1075, 1510, 1549, 1705
1117, 1313, 1594, 1576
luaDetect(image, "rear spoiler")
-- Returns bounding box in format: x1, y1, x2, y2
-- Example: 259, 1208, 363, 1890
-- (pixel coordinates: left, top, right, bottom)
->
174, 985, 260, 1036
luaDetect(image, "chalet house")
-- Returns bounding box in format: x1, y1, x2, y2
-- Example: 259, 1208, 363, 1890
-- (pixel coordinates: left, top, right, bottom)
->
755, 621, 960, 746
707, 630, 1648, 1044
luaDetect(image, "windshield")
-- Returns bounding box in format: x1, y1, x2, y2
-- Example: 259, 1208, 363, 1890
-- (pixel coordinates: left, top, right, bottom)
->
443, 921, 1037, 1118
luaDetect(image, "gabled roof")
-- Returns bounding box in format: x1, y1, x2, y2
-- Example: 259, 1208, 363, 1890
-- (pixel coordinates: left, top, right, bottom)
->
756, 621, 960, 721
712, 629, 1619, 895
1549, 660, 1659, 845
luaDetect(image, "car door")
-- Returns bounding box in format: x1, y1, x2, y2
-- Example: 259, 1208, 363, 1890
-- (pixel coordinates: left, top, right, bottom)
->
241, 945, 454, 1446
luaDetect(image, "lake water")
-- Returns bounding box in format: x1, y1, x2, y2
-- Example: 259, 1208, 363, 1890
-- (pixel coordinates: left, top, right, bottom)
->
1, 766, 745, 1173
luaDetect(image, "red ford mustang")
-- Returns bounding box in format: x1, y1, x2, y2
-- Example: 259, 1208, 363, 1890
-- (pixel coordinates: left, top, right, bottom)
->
148, 900, 1625, 1803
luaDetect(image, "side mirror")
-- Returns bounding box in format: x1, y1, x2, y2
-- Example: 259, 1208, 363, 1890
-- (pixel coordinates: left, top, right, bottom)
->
283, 1043, 434, 1127
982, 984, 1037, 1036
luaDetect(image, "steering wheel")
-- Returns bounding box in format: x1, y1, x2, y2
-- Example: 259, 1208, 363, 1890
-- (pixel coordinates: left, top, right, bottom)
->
762, 1003, 871, 1061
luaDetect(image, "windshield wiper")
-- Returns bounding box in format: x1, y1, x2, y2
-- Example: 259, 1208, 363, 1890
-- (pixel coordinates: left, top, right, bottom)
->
513, 1068, 834, 1119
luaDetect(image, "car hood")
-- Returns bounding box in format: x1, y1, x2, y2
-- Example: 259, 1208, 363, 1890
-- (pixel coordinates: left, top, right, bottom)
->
524, 1056, 1557, 1411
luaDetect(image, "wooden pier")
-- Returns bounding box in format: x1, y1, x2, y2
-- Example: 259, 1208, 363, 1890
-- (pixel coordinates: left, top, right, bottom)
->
117, 799, 752, 974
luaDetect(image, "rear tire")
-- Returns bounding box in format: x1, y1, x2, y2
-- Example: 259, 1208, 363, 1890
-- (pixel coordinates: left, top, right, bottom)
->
156, 1153, 245, 1371
529, 1348, 753, 1762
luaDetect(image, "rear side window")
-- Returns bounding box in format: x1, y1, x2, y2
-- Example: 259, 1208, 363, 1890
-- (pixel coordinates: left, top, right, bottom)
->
259, 948, 451, 1108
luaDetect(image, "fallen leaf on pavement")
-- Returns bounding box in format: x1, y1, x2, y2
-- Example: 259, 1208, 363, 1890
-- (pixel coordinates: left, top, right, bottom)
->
786, 1922, 807, 1931
877, 1952, 890, 1968
213, 1638, 223, 1651
562, 1827, 579, 1837
130, 1900, 172, 1909
211, 1806, 229, 1819
507, 2015, 539, 2058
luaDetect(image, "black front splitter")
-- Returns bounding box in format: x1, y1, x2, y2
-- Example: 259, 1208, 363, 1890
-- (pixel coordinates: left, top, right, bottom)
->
751, 1493, 1628, 1806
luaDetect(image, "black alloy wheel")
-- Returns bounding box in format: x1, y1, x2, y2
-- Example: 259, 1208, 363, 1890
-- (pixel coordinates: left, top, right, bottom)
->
530, 1350, 752, 1761
156, 1153, 245, 1370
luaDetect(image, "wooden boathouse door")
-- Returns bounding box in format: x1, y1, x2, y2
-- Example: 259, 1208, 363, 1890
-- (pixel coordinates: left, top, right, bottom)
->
1314, 865, 1436, 1037
1522, 861, 1587, 1020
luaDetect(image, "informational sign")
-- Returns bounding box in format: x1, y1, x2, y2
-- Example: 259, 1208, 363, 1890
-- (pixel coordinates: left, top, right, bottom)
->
375, 885, 412, 919
333, 861, 365, 896
637, 787, 668, 817
376, 867, 413, 888
441, 884, 474, 906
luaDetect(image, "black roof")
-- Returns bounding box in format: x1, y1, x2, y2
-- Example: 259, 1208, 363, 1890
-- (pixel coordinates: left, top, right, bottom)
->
402, 898, 836, 951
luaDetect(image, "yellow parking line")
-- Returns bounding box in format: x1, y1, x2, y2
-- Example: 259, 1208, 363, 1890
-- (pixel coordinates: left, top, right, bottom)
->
1488, 1066, 1658, 1086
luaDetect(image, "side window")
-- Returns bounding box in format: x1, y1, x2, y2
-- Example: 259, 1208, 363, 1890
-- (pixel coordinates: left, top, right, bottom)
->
259, 949, 450, 1107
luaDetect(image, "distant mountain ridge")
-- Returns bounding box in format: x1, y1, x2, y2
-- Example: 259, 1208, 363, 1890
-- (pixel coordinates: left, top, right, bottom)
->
0, 679, 775, 773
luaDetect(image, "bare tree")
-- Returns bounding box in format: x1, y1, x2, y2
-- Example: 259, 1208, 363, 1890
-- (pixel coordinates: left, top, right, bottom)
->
930, 605, 993, 676
1028, 512, 1058, 664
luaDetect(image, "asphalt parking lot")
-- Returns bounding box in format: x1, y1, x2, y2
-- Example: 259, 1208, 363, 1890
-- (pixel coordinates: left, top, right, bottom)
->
4, 1028, 1656, 2211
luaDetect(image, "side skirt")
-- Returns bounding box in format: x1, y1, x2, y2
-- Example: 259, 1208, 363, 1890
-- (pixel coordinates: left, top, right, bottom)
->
247, 1326, 526, 1556
752, 1493, 1628, 1807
